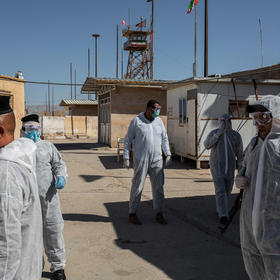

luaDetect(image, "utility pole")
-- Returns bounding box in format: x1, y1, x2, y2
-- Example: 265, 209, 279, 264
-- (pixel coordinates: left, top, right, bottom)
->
48, 80, 50, 113
259, 18, 264, 68
88, 48, 91, 100
204, 0, 208, 77
116, 24, 119, 79
70, 62, 73, 99
92, 34, 100, 78
75, 69, 77, 99
52, 87, 54, 116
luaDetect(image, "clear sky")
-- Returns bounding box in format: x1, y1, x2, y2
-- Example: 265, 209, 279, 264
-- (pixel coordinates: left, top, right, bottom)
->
1, 0, 279, 105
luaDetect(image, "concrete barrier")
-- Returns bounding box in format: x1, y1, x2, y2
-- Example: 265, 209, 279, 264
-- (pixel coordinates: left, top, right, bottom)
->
41, 116, 98, 139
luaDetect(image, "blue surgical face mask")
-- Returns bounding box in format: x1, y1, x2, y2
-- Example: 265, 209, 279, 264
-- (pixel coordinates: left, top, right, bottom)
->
25, 130, 40, 142
152, 109, 160, 118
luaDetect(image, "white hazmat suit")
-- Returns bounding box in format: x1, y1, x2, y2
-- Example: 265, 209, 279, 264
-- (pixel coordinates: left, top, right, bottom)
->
124, 112, 171, 214
35, 139, 68, 273
236, 95, 280, 280
0, 138, 43, 280
204, 114, 243, 218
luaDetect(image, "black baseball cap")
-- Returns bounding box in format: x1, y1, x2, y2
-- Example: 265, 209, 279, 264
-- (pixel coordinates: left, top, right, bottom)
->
21, 114, 40, 123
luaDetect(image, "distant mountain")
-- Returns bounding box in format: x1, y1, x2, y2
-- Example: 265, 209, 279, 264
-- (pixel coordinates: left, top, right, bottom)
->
25, 105, 69, 116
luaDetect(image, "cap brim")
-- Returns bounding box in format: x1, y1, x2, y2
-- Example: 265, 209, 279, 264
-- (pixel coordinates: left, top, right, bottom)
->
247, 104, 269, 113
0, 108, 13, 115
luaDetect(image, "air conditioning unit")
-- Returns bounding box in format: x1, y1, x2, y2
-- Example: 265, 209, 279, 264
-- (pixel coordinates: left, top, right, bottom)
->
15, 71, 24, 80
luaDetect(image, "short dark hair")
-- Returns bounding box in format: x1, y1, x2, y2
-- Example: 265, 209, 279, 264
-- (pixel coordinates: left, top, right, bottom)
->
146, 99, 160, 109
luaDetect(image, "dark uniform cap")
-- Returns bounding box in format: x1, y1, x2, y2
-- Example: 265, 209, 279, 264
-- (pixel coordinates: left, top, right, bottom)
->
21, 114, 40, 123
0, 96, 13, 115
247, 104, 269, 113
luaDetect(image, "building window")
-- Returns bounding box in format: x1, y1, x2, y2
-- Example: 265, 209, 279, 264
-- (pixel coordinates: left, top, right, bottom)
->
179, 98, 187, 125
229, 100, 249, 118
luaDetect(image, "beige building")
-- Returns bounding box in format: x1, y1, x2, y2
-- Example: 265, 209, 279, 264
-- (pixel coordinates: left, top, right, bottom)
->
59, 99, 98, 116
82, 78, 170, 148
0, 75, 25, 138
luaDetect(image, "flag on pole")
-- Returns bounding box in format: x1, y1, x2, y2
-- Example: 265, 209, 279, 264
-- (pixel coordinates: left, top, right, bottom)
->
187, 0, 198, 14
136, 18, 147, 28
122, 19, 126, 26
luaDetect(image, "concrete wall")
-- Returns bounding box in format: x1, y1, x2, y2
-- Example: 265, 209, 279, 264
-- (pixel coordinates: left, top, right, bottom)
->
70, 105, 98, 116
0, 77, 25, 138
41, 116, 98, 139
41, 116, 65, 138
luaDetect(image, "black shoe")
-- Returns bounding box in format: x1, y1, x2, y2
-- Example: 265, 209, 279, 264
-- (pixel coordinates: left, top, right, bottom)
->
53, 269, 66, 280
220, 216, 228, 225
156, 213, 168, 225
129, 213, 142, 225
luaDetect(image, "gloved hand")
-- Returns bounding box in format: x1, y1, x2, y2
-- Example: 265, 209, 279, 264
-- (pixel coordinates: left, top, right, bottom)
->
235, 175, 249, 189
55, 176, 66, 189
165, 155, 172, 167
123, 158, 130, 169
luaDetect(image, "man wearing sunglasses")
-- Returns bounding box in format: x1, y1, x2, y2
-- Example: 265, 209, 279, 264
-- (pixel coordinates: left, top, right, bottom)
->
235, 95, 280, 280
123, 99, 171, 225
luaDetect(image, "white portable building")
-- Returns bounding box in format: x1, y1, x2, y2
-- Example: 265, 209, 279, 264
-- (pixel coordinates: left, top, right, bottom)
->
167, 77, 280, 168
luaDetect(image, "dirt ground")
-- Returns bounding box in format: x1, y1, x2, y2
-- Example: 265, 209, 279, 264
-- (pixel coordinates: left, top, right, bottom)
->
41, 139, 248, 280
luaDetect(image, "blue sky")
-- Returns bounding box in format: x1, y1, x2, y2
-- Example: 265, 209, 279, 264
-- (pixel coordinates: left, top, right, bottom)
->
0, 0, 279, 105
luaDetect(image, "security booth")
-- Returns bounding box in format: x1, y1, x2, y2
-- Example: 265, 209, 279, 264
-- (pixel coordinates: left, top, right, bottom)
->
81, 78, 170, 148
167, 77, 280, 168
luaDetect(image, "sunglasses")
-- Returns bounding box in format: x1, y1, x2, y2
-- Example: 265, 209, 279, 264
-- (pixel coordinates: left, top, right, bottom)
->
252, 112, 272, 125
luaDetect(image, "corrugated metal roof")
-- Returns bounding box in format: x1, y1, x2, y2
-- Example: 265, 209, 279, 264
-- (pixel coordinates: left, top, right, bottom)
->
60, 99, 98, 106
81, 77, 177, 92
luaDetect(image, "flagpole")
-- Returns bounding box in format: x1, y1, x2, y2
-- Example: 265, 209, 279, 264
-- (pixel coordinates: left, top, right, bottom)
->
151, 0, 154, 80
194, 4, 197, 77
204, 0, 208, 77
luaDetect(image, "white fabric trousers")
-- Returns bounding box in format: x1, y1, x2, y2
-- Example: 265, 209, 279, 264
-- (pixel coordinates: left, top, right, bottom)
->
40, 193, 66, 272
129, 159, 165, 214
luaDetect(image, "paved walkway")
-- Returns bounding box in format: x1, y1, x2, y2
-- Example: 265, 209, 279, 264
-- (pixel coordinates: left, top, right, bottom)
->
41, 139, 248, 280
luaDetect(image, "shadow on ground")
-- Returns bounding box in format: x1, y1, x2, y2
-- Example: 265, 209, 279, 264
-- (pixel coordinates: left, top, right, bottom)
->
98, 155, 197, 170
104, 194, 248, 280
63, 213, 111, 223
54, 142, 106, 151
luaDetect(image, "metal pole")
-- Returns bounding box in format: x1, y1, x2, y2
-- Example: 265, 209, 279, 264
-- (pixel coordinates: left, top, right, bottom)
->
52, 87, 54, 116
92, 34, 100, 78
151, 0, 154, 79
75, 69, 77, 99
194, 4, 197, 77
48, 80, 50, 113
88, 48, 91, 100
121, 33, 124, 79
204, 0, 208, 77
88, 48, 90, 76
116, 24, 119, 79
70, 62, 72, 99
259, 18, 264, 68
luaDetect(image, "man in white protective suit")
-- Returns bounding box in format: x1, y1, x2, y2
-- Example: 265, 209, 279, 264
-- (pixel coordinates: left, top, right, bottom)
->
0, 96, 43, 280
204, 113, 243, 224
123, 99, 172, 225
235, 95, 280, 280
21, 114, 68, 280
